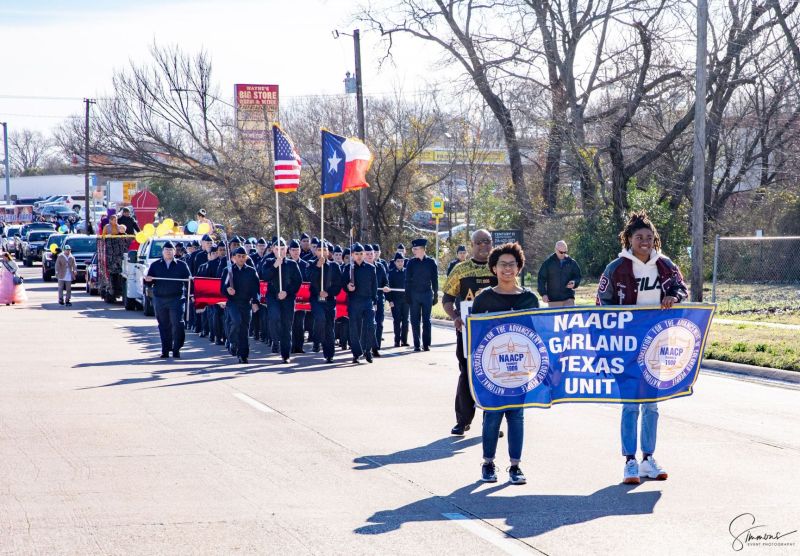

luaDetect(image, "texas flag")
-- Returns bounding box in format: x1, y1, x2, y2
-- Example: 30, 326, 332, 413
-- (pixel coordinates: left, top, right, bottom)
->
321, 129, 373, 198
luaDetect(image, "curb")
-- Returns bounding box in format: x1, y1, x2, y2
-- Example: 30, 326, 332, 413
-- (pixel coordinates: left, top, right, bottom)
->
431, 318, 799, 385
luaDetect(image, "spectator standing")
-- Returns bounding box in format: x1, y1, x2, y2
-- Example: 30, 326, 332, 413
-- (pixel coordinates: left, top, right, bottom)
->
117, 207, 140, 234
537, 241, 582, 307
55, 245, 77, 307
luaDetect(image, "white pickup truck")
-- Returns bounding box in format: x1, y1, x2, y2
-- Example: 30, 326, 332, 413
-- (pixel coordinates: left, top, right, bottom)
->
122, 235, 203, 315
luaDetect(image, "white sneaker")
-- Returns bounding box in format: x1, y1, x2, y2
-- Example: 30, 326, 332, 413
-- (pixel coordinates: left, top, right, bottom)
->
640, 456, 668, 480
623, 459, 641, 484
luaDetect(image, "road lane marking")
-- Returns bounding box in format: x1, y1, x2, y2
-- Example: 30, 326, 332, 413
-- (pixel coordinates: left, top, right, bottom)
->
233, 392, 275, 414
442, 513, 540, 555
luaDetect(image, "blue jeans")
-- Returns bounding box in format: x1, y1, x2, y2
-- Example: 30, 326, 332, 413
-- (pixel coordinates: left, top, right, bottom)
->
482, 409, 524, 464
621, 403, 659, 456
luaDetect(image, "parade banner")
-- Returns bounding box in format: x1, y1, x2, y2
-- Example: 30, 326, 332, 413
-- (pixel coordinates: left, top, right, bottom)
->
467, 304, 715, 411
193, 277, 226, 309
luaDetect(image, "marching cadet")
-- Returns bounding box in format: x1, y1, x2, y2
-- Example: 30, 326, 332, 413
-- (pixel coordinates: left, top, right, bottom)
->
288, 239, 311, 353
220, 246, 261, 364
387, 252, 410, 347
342, 248, 351, 267
192, 235, 214, 275
185, 239, 202, 332
447, 245, 468, 276
248, 238, 269, 341
335, 246, 350, 350
404, 238, 439, 352
299, 233, 314, 261
260, 238, 302, 363
396, 243, 407, 258
364, 244, 390, 357
346, 243, 377, 364
195, 243, 220, 339
308, 241, 343, 363
256, 241, 275, 345
144, 240, 191, 359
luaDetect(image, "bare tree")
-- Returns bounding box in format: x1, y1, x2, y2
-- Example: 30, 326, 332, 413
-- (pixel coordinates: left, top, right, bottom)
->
9, 129, 53, 176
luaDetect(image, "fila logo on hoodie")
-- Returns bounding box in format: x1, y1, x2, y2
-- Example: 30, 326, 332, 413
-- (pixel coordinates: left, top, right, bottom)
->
620, 249, 662, 306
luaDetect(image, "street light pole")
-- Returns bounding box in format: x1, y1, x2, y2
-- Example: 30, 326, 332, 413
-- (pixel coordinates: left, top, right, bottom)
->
84, 98, 96, 235
2, 122, 10, 204
353, 29, 368, 241
691, 0, 708, 301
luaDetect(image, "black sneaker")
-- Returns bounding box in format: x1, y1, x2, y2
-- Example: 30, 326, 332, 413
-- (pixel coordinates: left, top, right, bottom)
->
352, 356, 360, 364
65, 301, 72, 307
508, 465, 526, 484
413, 347, 421, 352
450, 424, 471, 436
423, 346, 430, 351
173, 351, 181, 359
58, 300, 64, 305
365, 353, 373, 363
215, 340, 225, 346
394, 341, 400, 348
282, 357, 289, 364
313, 344, 321, 353
159, 353, 169, 359
372, 348, 381, 357
239, 356, 248, 364
325, 357, 334, 363
401, 342, 409, 347
481, 462, 498, 483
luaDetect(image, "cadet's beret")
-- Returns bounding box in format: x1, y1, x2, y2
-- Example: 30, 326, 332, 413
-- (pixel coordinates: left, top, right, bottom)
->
411, 238, 428, 248
351, 243, 364, 253
271, 236, 278, 243
190, 240, 200, 247
289, 239, 300, 249
397, 243, 405, 249
300, 232, 310, 240
163, 241, 175, 249
201, 234, 212, 242
257, 237, 267, 245
232, 247, 247, 256
272, 238, 286, 247
230, 236, 241, 244
456, 244, 467, 253
342, 248, 351, 256
393, 252, 405, 261
216, 242, 226, 249
174, 241, 185, 248
197, 209, 207, 217
333, 245, 343, 254
211, 243, 219, 250
311, 236, 320, 245
363, 244, 374, 252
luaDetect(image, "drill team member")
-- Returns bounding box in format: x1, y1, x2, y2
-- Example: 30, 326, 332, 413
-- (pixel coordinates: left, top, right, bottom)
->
220, 247, 260, 364
347, 243, 377, 364
364, 244, 389, 357
404, 238, 438, 352
447, 245, 468, 276
144, 241, 191, 359
309, 242, 343, 363
288, 239, 311, 353
260, 239, 302, 363
195, 243, 220, 339
335, 246, 350, 350
387, 252, 409, 347
442, 228, 496, 436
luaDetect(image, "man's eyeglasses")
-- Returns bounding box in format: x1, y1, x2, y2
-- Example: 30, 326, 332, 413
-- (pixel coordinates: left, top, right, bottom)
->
557, 250, 568, 255
474, 239, 492, 245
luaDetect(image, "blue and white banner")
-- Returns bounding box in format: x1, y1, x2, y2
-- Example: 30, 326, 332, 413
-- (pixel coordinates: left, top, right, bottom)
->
466, 304, 715, 411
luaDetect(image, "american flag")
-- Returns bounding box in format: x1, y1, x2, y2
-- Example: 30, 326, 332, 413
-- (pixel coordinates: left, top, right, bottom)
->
273, 125, 301, 193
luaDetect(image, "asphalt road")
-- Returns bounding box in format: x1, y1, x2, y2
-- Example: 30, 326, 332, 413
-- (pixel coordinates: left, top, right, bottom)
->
1, 266, 799, 555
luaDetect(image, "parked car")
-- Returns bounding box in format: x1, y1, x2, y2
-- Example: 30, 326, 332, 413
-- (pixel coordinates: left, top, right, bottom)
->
33, 195, 62, 209
39, 205, 78, 221
20, 230, 53, 266
62, 234, 98, 282
20, 222, 56, 237
437, 223, 475, 240
85, 253, 99, 295
41, 234, 68, 281
3, 225, 23, 257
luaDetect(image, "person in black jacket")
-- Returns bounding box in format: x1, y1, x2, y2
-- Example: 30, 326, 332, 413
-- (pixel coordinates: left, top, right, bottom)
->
387, 253, 409, 347
536, 241, 582, 307
446, 245, 467, 276
288, 239, 311, 353
365, 244, 390, 356
144, 240, 191, 359
260, 239, 302, 363
117, 207, 140, 234
220, 247, 261, 363
346, 243, 377, 364
404, 238, 439, 351
309, 242, 342, 363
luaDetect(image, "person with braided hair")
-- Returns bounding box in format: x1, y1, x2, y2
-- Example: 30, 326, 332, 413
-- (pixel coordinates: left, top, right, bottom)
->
597, 210, 688, 485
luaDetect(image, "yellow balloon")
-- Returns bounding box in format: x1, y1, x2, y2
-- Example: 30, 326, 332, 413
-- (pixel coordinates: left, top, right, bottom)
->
135, 231, 146, 243
143, 223, 155, 237
49, 244, 58, 254
197, 222, 210, 235
156, 224, 169, 236
163, 218, 174, 229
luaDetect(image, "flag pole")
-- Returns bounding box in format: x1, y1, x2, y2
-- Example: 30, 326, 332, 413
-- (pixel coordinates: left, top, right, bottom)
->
319, 196, 325, 301
275, 190, 283, 291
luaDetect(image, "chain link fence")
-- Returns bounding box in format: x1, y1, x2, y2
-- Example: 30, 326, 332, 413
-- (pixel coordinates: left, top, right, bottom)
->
712, 236, 800, 313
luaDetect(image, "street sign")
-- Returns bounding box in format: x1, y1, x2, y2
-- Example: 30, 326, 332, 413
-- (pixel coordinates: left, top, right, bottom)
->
431, 196, 445, 216
122, 181, 137, 205
491, 229, 523, 247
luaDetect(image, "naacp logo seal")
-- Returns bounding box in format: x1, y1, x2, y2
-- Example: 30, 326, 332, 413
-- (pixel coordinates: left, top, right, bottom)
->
472, 323, 549, 396
638, 318, 702, 389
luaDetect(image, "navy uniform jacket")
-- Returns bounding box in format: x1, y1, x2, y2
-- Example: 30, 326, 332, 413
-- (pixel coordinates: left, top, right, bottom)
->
387, 266, 406, 303
375, 260, 389, 302
216, 255, 255, 277
349, 261, 377, 303
308, 261, 343, 301
196, 260, 215, 278
147, 258, 191, 298
291, 256, 311, 282
404, 256, 438, 298
192, 250, 210, 275
219, 264, 260, 305
300, 248, 315, 262
259, 258, 302, 299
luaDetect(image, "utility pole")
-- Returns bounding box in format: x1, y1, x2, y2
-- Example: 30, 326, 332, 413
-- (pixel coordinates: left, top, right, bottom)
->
84, 98, 96, 236
353, 29, 368, 241
691, 0, 707, 301
2, 122, 9, 204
